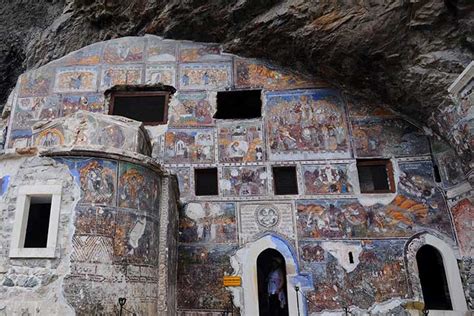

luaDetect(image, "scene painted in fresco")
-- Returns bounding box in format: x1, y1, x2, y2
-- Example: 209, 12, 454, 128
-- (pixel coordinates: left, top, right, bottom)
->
1, 35, 469, 316
179, 202, 237, 244
266, 89, 350, 160
302, 164, 353, 195
218, 120, 264, 163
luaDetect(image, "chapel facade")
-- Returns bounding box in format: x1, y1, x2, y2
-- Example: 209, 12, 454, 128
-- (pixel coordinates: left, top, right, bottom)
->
0, 35, 471, 315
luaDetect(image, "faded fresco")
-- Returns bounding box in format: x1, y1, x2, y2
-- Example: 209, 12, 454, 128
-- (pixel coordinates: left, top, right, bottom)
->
179, 202, 237, 244
34, 126, 65, 147
146, 38, 177, 62
351, 118, 430, 157
218, 121, 264, 163
61, 94, 105, 116
168, 92, 214, 127
169, 167, 191, 197
435, 149, 465, 187
145, 64, 176, 86
62, 43, 102, 66
451, 198, 473, 256
100, 65, 143, 90
177, 245, 236, 310
164, 129, 214, 164
302, 164, 353, 195
179, 63, 232, 90
297, 161, 453, 239
266, 89, 350, 160
54, 67, 98, 93
118, 162, 160, 211
0, 176, 9, 196
234, 58, 316, 90
221, 166, 268, 196
18, 69, 53, 97
300, 240, 408, 312
103, 38, 144, 64
179, 43, 230, 62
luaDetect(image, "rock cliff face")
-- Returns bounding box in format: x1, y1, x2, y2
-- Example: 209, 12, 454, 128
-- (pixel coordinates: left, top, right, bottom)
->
1, 0, 473, 162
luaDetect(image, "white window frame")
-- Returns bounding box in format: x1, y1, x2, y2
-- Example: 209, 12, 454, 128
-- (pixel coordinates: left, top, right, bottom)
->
9, 184, 62, 258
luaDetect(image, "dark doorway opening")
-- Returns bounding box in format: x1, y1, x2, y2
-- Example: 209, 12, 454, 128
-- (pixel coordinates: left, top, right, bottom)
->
416, 245, 453, 310
257, 249, 289, 316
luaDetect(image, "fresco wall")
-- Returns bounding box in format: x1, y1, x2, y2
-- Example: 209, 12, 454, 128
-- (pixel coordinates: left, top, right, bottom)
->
2, 35, 468, 315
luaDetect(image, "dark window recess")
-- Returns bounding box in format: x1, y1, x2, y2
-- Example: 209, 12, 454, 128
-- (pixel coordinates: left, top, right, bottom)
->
214, 90, 262, 119
273, 166, 298, 195
24, 196, 52, 248
111, 93, 168, 124
348, 251, 354, 264
195, 168, 218, 196
416, 245, 453, 310
433, 164, 442, 183
357, 160, 394, 193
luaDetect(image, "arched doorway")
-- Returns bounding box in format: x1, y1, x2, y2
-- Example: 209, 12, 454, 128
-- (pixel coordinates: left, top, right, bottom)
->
257, 249, 289, 316
416, 245, 452, 310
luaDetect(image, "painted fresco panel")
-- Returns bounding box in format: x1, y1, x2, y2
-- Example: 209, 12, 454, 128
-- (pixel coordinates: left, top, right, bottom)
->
266, 89, 350, 160
352, 118, 430, 157
347, 100, 395, 118
118, 161, 158, 211
179, 202, 237, 244
61, 94, 105, 116
234, 58, 316, 90
15, 96, 60, 121
179, 43, 230, 62
114, 211, 159, 265
302, 164, 353, 195
218, 121, 264, 163
297, 163, 453, 238
146, 38, 177, 62
61, 43, 102, 66
145, 64, 176, 86
164, 129, 215, 164
177, 245, 236, 310
58, 158, 118, 206
451, 198, 473, 256
433, 147, 464, 187
103, 38, 144, 64
168, 92, 214, 127
169, 167, 191, 197
100, 65, 143, 90
0, 176, 10, 197
179, 63, 232, 90
300, 240, 408, 312
18, 69, 53, 97
221, 166, 268, 196
34, 126, 65, 147
54, 67, 98, 93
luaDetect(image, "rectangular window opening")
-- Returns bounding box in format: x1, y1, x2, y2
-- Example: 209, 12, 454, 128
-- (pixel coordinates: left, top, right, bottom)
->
357, 159, 394, 193
24, 195, 52, 248
273, 166, 298, 195
214, 90, 262, 119
195, 168, 218, 196
110, 92, 169, 125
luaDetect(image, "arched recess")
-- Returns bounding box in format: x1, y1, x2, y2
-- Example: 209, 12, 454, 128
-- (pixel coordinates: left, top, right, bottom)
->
229, 234, 313, 316
405, 233, 468, 315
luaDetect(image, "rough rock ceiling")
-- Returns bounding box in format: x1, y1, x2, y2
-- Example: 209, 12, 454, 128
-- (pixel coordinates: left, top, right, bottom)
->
1, 0, 473, 157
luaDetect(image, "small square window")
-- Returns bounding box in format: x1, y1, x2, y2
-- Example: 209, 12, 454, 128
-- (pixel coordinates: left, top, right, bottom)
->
273, 166, 298, 195
214, 90, 262, 119
357, 159, 395, 193
195, 168, 218, 196
110, 91, 170, 125
9, 184, 62, 258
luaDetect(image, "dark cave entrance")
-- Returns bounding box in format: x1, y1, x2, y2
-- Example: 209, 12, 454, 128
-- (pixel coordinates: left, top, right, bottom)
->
416, 245, 453, 310
257, 249, 289, 316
